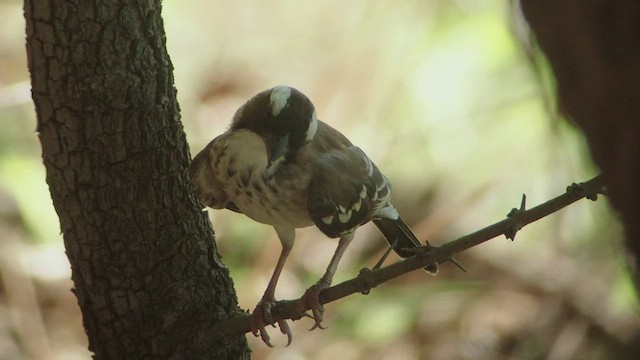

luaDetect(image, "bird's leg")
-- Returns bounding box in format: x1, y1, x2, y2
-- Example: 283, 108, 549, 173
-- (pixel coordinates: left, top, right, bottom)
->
251, 228, 295, 347
302, 232, 354, 330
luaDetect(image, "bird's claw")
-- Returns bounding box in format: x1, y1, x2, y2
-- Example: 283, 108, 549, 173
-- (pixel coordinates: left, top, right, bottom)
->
278, 319, 293, 346
302, 284, 327, 331
250, 299, 293, 347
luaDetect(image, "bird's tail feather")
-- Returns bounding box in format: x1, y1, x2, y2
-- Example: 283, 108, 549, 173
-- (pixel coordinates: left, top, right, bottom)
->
373, 217, 438, 274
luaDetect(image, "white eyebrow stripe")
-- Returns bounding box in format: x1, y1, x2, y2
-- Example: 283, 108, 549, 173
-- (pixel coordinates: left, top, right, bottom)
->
270, 86, 292, 116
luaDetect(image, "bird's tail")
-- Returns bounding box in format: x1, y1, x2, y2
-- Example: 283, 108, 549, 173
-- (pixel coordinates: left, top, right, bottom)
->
373, 217, 438, 274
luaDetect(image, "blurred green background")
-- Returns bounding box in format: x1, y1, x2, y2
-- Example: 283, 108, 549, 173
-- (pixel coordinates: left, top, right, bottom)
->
1, 0, 638, 359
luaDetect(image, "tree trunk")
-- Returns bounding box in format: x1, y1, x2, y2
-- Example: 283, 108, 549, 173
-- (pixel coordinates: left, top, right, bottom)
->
520, 0, 640, 284
25, 1, 250, 358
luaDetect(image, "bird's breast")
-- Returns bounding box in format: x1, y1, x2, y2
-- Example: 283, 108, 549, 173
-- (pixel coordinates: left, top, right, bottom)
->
213, 130, 314, 229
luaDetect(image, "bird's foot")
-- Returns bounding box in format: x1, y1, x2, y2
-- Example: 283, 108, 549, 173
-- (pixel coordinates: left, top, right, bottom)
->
250, 299, 293, 347
302, 283, 328, 331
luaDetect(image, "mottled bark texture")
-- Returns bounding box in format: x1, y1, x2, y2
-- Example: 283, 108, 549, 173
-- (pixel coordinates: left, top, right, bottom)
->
25, 1, 250, 358
521, 1, 640, 281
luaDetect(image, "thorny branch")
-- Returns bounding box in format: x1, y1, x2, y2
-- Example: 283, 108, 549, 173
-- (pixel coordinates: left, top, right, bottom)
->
206, 175, 606, 340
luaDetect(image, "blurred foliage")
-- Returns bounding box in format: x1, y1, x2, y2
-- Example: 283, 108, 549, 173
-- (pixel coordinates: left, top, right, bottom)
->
1, 0, 638, 359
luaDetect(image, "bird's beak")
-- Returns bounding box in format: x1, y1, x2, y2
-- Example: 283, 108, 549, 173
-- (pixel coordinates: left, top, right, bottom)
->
266, 133, 289, 169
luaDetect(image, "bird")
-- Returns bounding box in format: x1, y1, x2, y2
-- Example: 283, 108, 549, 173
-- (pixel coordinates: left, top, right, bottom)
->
188, 85, 438, 347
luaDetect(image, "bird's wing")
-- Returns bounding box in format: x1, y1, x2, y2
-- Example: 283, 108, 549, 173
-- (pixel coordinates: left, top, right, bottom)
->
307, 137, 392, 238
188, 134, 238, 212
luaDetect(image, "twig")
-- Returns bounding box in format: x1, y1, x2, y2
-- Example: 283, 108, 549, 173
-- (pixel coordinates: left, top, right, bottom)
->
205, 175, 606, 339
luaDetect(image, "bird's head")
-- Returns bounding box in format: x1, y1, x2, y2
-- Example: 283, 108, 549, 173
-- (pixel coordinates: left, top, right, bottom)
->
231, 85, 318, 169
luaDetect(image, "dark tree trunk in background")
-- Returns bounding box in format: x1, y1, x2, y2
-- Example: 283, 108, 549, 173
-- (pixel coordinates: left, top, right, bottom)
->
521, 1, 640, 281
25, 1, 249, 358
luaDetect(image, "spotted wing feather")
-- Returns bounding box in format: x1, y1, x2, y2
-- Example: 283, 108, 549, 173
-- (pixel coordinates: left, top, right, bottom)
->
307, 146, 392, 238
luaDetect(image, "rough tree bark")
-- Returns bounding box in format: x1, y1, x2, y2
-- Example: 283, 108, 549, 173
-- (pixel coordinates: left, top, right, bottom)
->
25, 1, 250, 358
520, 0, 640, 283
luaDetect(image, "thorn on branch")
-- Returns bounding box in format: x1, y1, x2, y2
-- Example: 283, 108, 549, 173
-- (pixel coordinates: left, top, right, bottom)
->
505, 194, 527, 241
372, 239, 397, 270
448, 256, 467, 273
